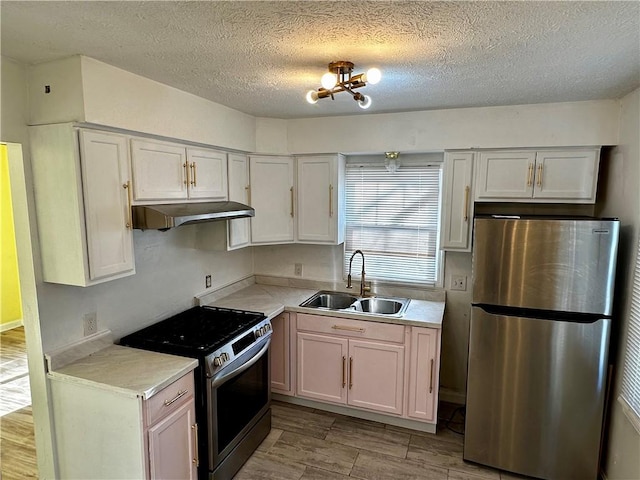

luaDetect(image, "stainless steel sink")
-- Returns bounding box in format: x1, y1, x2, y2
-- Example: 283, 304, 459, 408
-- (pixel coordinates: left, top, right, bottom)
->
299, 291, 359, 310
299, 291, 410, 317
351, 297, 409, 316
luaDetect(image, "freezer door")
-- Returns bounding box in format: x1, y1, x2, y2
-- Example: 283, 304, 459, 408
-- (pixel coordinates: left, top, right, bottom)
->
472, 217, 619, 315
464, 306, 610, 480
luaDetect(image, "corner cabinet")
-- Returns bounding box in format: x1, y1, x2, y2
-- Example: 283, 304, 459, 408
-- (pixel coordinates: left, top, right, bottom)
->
475, 148, 600, 203
440, 151, 474, 251
249, 155, 296, 244
130, 138, 228, 202
29, 124, 135, 286
270, 312, 294, 395
296, 155, 346, 245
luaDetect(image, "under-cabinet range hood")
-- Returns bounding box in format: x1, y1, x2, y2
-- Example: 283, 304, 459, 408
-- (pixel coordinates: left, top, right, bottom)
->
132, 201, 254, 230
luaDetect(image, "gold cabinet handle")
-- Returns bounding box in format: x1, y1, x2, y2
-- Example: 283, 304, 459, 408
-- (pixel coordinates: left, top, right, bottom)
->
342, 356, 346, 388
245, 185, 251, 205
183, 162, 189, 185
332, 325, 365, 333
290, 186, 294, 217
329, 184, 334, 217
192, 423, 199, 466
164, 389, 188, 406
463, 185, 470, 222
527, 163, 534, 186
537, 163, 543, 187
349, 356, 353, 389
123, 181, 132, 229
429, 359, 434, 394
190, 162, 197, 187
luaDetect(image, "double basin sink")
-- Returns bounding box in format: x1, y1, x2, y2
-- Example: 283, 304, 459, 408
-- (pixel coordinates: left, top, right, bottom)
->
299, 290, 410, 317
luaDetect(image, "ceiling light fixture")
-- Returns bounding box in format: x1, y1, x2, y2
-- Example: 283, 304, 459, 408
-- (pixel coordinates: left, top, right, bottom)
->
385, 152, 400, 173
306, 61, 381, 110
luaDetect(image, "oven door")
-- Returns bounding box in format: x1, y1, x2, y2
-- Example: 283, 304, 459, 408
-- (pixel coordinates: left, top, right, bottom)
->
207, 336, 271, 471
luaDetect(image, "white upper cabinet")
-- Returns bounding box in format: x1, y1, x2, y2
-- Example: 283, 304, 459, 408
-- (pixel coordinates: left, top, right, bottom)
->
440, 151, 474, 251
29, 124, 135, 286
227, 153, 251, 250
475, 148, 600, 203
186, 148, 228, 200
249, 155, 296, 244
296, 155, 345, 245
130, 139, 228, 202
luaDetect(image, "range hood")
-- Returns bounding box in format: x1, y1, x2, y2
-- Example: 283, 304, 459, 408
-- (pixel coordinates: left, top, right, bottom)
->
132, 201, 254, 230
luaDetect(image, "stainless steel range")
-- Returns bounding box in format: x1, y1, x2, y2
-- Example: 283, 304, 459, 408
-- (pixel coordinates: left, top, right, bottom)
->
120, 306, 272, 480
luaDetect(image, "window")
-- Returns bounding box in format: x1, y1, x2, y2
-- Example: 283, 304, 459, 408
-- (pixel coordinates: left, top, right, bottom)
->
343, 161, 442, 286
620, 234, 640, 433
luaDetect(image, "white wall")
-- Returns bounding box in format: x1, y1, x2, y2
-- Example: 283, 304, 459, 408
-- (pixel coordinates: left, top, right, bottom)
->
287, 100, 620, 154
599, 87, 640, 480
28, 56, 257, 152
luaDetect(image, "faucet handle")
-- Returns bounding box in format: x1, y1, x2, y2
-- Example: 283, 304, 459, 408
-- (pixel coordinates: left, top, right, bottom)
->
361, 282, 372, 297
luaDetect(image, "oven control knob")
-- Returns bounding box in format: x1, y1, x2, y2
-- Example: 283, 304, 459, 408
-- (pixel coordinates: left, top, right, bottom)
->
221, 352, 229, 362
256, 328, 263, 337
266, 324, 272, 332
213, 356, 223, 367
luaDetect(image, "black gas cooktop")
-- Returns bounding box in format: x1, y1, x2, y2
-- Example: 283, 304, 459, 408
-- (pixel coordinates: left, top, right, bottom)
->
119, 306, 267, 357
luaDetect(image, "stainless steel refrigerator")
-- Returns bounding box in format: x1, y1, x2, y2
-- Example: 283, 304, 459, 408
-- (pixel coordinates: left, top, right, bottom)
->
464, 216, 619, 480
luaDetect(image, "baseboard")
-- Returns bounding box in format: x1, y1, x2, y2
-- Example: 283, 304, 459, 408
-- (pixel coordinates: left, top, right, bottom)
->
439, 387, 466, 405
0, 320, 23, 332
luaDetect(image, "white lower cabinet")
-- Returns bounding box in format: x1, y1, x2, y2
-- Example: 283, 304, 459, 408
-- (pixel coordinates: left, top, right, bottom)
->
296, 314, 406, 416
407, 327, 441, 422
50, 370, 198, 479
289, 313, 442, 428
270, 312, 294, 395
29, 124, 135, 286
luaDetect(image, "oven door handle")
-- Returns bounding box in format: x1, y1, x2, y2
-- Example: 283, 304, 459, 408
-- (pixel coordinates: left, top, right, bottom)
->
210, 337, 271, 389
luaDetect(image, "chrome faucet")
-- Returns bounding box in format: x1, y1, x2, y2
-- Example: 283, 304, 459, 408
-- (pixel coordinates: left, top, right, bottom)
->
346, 249, 371, 297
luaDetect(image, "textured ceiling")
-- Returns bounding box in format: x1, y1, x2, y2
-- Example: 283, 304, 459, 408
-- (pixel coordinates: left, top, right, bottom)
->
1, 1, 639, 119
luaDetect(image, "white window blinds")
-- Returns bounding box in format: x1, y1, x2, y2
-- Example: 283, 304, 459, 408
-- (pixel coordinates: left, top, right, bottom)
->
619, 234, 640, 433
344, 164, 442, 285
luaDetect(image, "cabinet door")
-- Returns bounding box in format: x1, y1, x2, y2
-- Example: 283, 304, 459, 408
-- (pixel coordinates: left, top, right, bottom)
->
271, 313, 292, 394
475, 151, 536, 201
186, 148, 228, 200
297, 155, 345, 244
79, 130, 135, 281
131, 139, 187, 201
249, 156, 295, 244
227, 153, 251, 250
440, 151, 474, 251
533, 150, 599, 202
297, 332, 348, 404
407, 327, 441, 422
348, 340, 404, 415
148, 401, 198, 480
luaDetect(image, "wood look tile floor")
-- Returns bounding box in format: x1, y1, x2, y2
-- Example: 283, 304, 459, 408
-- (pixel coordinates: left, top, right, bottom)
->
235, 402, 530, 480
1, 327, 38, 479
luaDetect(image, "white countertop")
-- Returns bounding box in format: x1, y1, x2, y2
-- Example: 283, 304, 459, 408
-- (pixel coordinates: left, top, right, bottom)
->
48, 344, 198, 400
207, 283, 445, 329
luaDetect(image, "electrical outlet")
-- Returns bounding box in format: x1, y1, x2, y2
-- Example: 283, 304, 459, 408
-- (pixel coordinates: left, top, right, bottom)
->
294, 263, 303, 276
451, 275, 467, 291
83, 312, 98, 336
205, 275, 212, 289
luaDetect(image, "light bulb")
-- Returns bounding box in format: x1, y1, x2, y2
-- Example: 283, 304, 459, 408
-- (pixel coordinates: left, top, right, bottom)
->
364, 67, 381, 85
321, 72, 337, 90
358, 94, 372, 109
306, 90, 319, 104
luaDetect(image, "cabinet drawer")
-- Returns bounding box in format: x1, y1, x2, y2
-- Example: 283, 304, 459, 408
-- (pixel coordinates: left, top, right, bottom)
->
297, 313, 405, 343
145, 372, 194, 427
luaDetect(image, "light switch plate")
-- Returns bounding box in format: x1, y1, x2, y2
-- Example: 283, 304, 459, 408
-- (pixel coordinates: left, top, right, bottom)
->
451, 275, 467, 291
